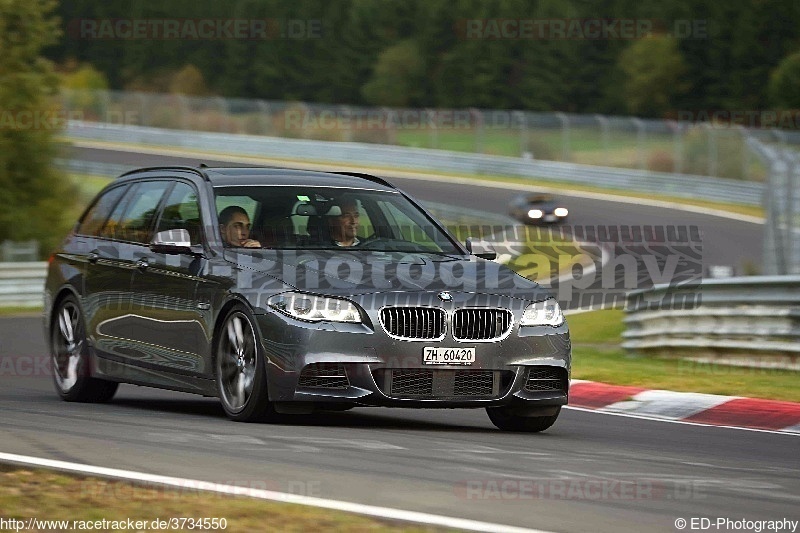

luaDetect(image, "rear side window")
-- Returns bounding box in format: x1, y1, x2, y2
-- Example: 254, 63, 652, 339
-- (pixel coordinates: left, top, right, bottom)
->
76, 186, 128, 236
100, 181, 172, 243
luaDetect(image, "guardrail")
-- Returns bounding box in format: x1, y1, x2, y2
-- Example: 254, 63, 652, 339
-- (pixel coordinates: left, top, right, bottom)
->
0, 262, 47, 308
623, 276, 800, 362
66, 122, 765, 206
0, 240, 39, 262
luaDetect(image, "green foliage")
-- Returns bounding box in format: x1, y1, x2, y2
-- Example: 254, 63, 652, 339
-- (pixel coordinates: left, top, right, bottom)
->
61, 63, 109, 91
42, 0, 800, 116
361, 40, 425, 107
618, 35, 689, 116
0, 0, 76, 257
61, 63, 109, 117
169, 64, 210, 96
769, 50, 800, 109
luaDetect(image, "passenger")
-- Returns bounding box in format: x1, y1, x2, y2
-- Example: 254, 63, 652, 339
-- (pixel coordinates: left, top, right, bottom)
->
219, 206, 261, 248
327, 198, 360, 247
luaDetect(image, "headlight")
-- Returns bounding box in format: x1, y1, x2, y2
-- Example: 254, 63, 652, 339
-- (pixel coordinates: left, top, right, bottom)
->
520, 299, 564, 327
267, 292, 362, 323
554, 207, 569, 217
527, 209, 543, 219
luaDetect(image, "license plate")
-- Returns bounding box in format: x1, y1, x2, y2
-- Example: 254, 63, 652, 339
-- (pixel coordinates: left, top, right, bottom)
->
544, 214, 556, 222
422, 347, 475, 365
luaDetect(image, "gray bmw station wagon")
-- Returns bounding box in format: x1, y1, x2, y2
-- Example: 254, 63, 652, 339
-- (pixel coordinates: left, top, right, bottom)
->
45, 167, 571, 432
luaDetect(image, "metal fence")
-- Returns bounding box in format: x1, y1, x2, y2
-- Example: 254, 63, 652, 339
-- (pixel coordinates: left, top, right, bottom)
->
0, 240, 40, 262
64, 123, 766, 207
60, 89, 800, 182
0, 262, 47, 307
747, 138, 800, 275
623, 276, 800, 365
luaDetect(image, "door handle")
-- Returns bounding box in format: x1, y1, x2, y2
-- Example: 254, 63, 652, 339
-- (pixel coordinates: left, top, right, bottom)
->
136, 259, 150, 270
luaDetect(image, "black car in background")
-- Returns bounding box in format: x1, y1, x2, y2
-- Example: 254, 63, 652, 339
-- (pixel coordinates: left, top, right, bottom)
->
45, 167, 571, 432
509, 193, 569, 224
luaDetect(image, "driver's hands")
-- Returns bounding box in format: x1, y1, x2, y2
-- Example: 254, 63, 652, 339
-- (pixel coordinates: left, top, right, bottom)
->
240, 239, 261, 248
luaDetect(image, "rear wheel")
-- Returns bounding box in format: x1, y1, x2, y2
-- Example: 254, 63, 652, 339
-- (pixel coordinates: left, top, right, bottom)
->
51, 295, 118, 403
215, 305, 277, 422
486, 406, 561, 432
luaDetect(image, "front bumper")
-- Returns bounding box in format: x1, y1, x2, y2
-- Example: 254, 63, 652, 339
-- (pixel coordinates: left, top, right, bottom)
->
256, 303, 571, 409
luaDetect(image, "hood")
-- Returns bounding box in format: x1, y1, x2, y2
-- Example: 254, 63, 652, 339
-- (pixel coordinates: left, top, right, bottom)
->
224, 248, 541, 299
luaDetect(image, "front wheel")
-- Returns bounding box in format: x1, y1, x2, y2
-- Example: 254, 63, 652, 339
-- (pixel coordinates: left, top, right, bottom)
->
51, 295, 118, 403
486, 406, 561, 432
215, 305, 277, 422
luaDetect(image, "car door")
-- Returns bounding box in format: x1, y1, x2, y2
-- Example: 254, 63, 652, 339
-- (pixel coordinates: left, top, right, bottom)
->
89, 179, 174, 368
81, 182, 143, 363
127, 180, 211, 380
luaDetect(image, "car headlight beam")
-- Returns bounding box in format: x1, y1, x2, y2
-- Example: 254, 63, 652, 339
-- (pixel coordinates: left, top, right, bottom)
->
268, 292, 362, 323
528, 209, 544, 219
554, 207, 569, 217
520, 299, 564, 327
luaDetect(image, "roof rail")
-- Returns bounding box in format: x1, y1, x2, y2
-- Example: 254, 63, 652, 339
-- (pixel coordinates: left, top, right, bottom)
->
330, 171, 396, 189
117, 166, 211, 181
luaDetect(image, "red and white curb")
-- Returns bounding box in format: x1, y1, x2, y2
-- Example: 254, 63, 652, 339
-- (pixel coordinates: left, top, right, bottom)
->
568, 380, 800, 434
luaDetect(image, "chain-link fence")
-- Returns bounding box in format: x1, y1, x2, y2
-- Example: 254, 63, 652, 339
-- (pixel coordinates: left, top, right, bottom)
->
58, 89, 800, 182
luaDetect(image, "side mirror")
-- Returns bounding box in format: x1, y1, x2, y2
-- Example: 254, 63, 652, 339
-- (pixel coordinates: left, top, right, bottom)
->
150, 229, 200, 255
465, 237, 497, 260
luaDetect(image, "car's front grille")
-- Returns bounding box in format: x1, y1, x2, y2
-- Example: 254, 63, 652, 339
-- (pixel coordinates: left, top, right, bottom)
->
390, 369, 434, 396
298, 363, 349, 389
452, 309, 513, 341
379, 307, 445, 340
376, 369, 511, 399
524, 367, 567, 393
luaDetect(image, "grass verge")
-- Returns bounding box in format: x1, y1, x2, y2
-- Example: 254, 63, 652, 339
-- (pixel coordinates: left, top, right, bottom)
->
0, 306, 42, 317
567, 310, 800, 402
0, 465, 451, 533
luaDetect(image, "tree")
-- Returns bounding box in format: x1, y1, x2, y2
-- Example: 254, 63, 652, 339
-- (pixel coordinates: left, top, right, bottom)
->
169, 64, 210, 96
361, 39, 425, 107
0, 0, 76, 256
769, 50, 800, 109
618, 35, 689, 117
61, 62, 109, 119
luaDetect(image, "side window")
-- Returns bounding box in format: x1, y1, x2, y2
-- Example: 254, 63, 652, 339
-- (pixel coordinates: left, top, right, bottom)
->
76, 186, 128, 236
100, 184, 137, 240
101, 181, 171, 243
155, 182, 202, 245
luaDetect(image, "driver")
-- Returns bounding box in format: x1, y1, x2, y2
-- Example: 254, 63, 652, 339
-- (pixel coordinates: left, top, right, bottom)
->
327, 197, 360, 247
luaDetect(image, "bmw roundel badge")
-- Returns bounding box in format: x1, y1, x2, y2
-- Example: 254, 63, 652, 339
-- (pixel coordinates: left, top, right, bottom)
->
437, 291, 453, 302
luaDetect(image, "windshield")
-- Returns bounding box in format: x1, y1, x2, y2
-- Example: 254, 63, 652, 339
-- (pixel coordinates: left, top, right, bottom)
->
214, 185, 461, 254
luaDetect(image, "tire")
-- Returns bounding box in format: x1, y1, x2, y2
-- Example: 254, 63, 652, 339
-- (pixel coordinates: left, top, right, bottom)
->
486, 406, 561, 432
51, 295, 118, 403
215, 305, 278, 422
